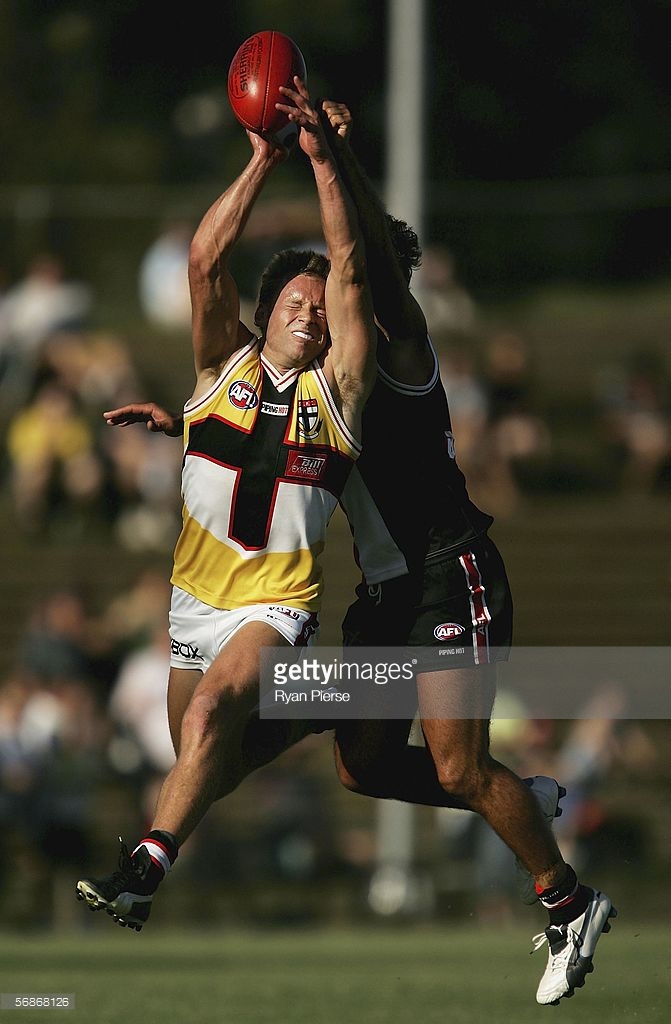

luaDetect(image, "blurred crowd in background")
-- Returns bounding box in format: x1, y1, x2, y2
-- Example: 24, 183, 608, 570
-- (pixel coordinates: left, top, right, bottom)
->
0, 563, 658, 931
0, 233, 669, 931
2, 233, 670, 546
0, 561, 660, 931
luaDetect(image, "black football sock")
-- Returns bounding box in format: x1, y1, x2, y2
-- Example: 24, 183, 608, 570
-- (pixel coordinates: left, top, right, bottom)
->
537, 864, 591, 925
132, 830, 179, 892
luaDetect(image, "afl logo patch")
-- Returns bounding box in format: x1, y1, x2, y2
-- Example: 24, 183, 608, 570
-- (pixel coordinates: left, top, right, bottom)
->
228, 380, 258, 410
434, 622, 465, 641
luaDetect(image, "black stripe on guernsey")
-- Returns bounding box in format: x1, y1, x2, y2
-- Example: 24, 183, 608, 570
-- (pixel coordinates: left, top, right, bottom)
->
186, 374, 352, 550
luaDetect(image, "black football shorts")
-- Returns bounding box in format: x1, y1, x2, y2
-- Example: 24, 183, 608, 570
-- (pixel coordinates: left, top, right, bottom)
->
342, 533, 513, 672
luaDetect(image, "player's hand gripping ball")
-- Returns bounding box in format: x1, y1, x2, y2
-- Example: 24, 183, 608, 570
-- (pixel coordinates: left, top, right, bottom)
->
228, 30, 307, 148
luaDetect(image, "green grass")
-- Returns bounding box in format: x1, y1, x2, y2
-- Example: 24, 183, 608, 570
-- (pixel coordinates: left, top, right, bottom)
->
0, 922, 668, 1024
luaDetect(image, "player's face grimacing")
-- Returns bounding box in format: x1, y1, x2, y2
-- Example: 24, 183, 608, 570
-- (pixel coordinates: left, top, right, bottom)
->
264, 274, 329, 369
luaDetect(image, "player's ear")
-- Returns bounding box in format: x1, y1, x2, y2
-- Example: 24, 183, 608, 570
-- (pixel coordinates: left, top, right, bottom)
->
254, 302, 269, 330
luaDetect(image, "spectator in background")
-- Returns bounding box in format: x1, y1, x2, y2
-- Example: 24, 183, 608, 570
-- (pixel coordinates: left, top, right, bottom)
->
483, 331, 550, 465
2, 318, 182, 547
15, 587, 97, 689
30, 327, 174, 538
108, 619, 174, 831
418, 244, 477, 338
41, 329, 144, 416
102, 571, 175, 829
98, 567, 173, 658
0, 670, 55, 925
5, 378, 105, 535
437, 341, 490, 484
436, 330, 551, 518
0, 668, 108, 928
595, 347, 671, 493
0, 253, 92, 414
138, 219, 193, 331
101, 417, 183, 552
552, 685, 657, 874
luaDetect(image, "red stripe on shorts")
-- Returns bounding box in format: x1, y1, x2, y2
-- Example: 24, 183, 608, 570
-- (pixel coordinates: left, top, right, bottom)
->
459, 551, 491, 665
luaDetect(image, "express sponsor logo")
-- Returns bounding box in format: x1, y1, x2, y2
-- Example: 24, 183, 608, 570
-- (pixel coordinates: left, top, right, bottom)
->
433, 622, 465, 641
228, 380, 259, 410
286, 449, 327, 480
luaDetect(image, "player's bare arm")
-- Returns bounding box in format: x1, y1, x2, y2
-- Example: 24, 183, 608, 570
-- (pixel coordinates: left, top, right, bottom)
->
103, 402, 184, 436
277, 78, 376, 435
321, 99, 432, 385
188, 132, 289, 398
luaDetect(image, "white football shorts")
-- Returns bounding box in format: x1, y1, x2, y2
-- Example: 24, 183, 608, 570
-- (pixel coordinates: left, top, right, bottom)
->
168, 586, 320, 672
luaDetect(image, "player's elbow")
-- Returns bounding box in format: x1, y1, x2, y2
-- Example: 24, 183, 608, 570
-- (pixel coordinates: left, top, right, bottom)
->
188, 235, 219, 289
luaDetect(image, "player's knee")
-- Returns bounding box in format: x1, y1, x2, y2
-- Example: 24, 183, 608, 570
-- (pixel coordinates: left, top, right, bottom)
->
434, 758, 488, 803
180, 688, 230, 745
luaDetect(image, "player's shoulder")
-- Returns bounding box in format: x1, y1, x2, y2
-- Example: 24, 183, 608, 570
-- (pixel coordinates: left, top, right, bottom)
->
377, 330, 437, 388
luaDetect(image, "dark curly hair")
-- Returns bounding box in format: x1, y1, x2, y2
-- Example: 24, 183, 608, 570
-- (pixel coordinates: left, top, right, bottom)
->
385, 214, 422, 283
254, 249, 331, 337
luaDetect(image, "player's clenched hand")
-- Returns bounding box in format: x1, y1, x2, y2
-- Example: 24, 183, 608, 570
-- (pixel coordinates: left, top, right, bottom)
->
103, 402, 184, 437
320, 100, 352, 148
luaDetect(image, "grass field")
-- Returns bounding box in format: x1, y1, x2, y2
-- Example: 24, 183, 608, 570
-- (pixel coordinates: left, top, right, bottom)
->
1, 922, 668, 1024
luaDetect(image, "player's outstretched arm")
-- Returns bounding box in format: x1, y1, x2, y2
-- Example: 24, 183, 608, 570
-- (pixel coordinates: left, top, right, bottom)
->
320, 100, 428, 351
103, 402, 184, 437
188, 132, 289, 390
276, 78, 376, 433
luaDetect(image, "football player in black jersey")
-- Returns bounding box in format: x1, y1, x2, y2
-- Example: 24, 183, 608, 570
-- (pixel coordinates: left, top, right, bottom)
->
319, 99, 615, 1006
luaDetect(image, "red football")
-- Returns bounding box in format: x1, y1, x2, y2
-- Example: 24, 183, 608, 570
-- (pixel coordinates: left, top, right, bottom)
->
227, 31, 307, 147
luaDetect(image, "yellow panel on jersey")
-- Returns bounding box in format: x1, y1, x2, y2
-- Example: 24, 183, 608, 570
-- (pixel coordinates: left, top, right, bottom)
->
171, 340, 360, 612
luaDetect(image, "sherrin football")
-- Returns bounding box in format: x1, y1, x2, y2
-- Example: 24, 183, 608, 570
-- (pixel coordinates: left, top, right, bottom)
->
227, 30, 307, 148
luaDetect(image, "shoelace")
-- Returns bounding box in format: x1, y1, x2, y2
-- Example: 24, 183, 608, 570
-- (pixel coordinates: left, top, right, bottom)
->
95, 846, 136, 894
116, 838, 134, 869
531, 924, 578, 964
531, 930, 552, 953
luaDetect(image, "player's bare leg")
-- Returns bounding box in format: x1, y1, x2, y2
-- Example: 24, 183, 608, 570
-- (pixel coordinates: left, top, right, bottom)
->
334, 719, 566, 910
152, 621, 290, 842
76, 622, 292, 929
417, 664, 616, 1004
417, 665, 564, 887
